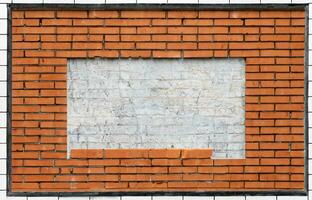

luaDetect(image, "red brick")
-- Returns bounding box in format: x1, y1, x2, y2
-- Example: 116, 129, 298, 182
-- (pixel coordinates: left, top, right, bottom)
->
121, 11, 165, 18
71, 149, 104, 159
57, 11, 87, 18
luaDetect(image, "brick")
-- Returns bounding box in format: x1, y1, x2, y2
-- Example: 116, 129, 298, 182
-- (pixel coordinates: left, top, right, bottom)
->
41, 43, 71, 50
152, 159, 182, 166
89, 175, 119, 181
167, 42, 197, 50
72, 42, 102, 50
25, 11, 55, 18
40, 183, 71, 189
105, 42, 134, 49
129, 182, 167, 189
57, 27, 88, 34
105, 149, 148, 159
25, 50, 55, 58
120, 159, 151, 166
152, 51, 181, 58
149, 149, 181, 158
88, 50, 119, 58
55, 175, 88, 182
57, 11, 88, 18
13, 42, 40, 50
89, 11, 119, 18
198, 27, 228, 34
24, 160, 53, 167
12, 152, 39, 159
183, 159, 213, 166
120, 50, 151, 58
25, 82, 54, 89
153, 19, 182, 26
136, 42, 166, 49
199, 11, 229, 18
121, 11, 165, 18
88, 159, 119, 166
137, 27, 167, 34
106, 19, 150, 26
42, 19, 72, 26
13, 27, 55, 34
71, 149, 104, 159
73, 19, 104, 26
152, 35, 181, 41
12, 183, 40, 189
121, 35, 151, 42
56, 50, 87, 58
260, 11, 291, 18
182, 149, 213, 159
214, 35, 243, 42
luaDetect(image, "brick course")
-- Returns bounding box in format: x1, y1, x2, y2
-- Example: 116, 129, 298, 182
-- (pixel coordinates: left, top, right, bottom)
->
10, 9, 305, 192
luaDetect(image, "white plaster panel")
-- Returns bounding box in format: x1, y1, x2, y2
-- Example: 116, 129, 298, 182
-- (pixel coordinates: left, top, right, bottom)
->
43, 0, 74, 3
199, 0, 229, 3
278, 196, 308, 200
28, 197, 59, 200
0, 0, 11, 3
309, 3, 312, 19
246, 197, 276, 200
0, 35, 7, 50
261, 0, 291, 3
168, 0, 198, 3
310, 175, 312, 190
309, 143, 312, 158
0, 174, 5, 190
0, 4, 7, 19
58, 197, 90, 200
0, 129, 6, 144
122, 197, 151, 200
0, 113, 6, 128
75, 0, 104, 3
13, 0, 43, 3
0, 82, 6, 97
0, 144, 6, 158
0, 159, 6, 174
153, 197, 182, 200
106, 0, 136, 3
6, 196, 28, 200
230, 0, 260, 3
0, 97, 5, 112
137, 0, 167, 3
0, 20, 6, 35
0, 51, 7, 66
0, 67, 7, 81
184, 197, 214, 200
310, 128, 312, 144
308, 82, 312, 96
215, 197, 245, 200
91, 197, 121, 200
309, 66, 312, 81
68, 59, 245, 159
292, 0, 309, 3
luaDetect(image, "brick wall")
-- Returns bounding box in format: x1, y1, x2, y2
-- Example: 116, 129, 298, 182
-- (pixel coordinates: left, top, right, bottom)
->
11, 9, 306, 192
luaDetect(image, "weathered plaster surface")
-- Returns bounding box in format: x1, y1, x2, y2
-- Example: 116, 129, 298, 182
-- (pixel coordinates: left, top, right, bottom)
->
67, 58, 245, 159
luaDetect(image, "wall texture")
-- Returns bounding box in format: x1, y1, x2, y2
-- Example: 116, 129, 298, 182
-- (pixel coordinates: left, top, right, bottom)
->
67, 58, 245, 159
10, 8, 305, 193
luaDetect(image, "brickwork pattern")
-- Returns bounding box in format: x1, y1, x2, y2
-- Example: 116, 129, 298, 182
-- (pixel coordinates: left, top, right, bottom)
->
11, 9, 305, 192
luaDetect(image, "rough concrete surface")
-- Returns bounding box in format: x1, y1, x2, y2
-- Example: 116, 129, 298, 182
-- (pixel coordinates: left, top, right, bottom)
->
67, 58, 245, 159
